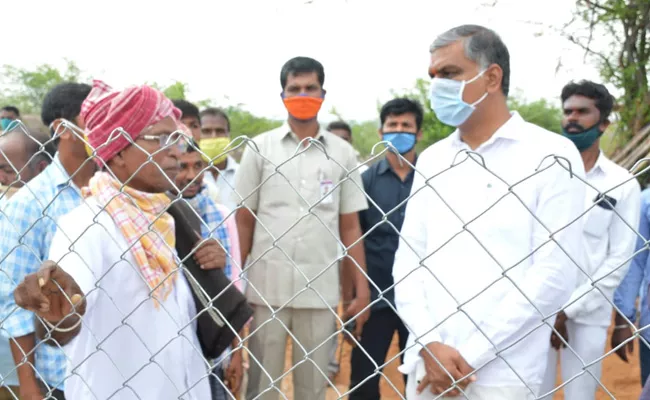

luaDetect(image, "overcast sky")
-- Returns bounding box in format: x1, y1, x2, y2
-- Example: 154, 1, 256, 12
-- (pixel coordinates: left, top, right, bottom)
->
8, 0, 604, 122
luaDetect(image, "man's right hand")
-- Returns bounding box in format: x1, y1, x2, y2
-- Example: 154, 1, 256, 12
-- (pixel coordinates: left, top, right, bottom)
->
417, 342, 476, 397
611, 315, 635, 362
14, 260, 85, 324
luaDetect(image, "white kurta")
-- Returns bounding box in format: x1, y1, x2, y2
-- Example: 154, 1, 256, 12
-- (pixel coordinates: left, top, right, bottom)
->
48, 198, 211, 400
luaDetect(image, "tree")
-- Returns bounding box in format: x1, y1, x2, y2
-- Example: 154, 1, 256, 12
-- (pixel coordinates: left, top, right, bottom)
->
0, 59, 83, 114
149, 81, 282, 138
507, 91, 563, 134
224, 106, 282, 137
564, 0, 649, 138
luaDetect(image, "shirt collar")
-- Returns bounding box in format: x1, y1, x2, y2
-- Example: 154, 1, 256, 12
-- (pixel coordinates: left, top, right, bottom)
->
275, 122, 328, 144
588, 151, 607, 174
224, 155, 239, 172
377, 155, 418, 176
451, 111, 525, 148
49, 153, 80, 190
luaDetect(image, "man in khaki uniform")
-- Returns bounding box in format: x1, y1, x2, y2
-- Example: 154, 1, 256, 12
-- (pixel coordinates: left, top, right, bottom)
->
235, 56, 370, 400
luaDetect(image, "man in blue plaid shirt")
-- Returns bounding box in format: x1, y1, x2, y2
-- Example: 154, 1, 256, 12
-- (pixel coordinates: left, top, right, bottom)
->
173, 141, 243, 400
0, 83, 95, 400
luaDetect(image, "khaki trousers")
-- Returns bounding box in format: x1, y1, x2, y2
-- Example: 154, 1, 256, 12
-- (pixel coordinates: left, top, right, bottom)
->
245, 305, 336, 400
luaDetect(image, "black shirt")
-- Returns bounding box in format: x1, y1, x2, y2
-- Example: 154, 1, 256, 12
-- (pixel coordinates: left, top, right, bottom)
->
359, 157, 416, 310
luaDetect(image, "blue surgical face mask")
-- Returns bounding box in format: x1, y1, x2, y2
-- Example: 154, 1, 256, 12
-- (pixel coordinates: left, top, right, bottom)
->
561, 123, 602, 152
382, 132, 417, 154
429, 70, 488, 127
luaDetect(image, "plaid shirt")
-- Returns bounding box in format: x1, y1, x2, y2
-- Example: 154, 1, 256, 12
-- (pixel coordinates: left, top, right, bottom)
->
0, 155, 83, 389
186, 188, 232, 279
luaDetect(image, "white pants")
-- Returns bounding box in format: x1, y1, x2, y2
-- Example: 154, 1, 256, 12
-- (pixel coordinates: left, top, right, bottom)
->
539, 321, 608, 400
405, 377, 537, 400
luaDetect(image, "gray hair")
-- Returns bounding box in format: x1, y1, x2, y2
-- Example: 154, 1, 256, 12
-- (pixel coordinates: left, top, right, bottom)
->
430, 25, 510, 96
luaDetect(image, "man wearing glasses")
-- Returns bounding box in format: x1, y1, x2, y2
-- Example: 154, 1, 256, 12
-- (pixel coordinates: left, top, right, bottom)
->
10, 80, 213, 400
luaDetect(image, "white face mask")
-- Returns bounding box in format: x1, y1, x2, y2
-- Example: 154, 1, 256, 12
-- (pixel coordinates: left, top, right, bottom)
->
428, 70, 488, 127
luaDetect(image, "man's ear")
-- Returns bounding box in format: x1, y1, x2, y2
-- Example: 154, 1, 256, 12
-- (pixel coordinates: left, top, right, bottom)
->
74, 115, 86, 130
111, 151, 127, 168
416, 129, 423, 141
35, 159, 49, 174
50, 119, 67, 139
485, 64, 504, 95
377, 128, 384, 140
599, 119, 611, 133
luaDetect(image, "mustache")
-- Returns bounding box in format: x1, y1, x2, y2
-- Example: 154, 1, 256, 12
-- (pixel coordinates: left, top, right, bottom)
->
564, 122, 586, 132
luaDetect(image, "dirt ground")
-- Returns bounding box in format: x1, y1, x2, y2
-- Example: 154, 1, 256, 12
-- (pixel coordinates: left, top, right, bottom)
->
275, 324, 643, 399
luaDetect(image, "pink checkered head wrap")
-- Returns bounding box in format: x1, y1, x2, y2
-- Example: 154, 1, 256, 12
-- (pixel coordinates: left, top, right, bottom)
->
80, 79, 182, 166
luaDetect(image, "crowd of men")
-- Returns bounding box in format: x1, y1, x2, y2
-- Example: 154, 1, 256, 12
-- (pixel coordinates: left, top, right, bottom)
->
0, 23, 649, 400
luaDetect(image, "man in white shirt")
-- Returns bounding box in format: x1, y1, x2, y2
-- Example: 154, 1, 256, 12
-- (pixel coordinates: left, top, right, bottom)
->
393, 25, 586, 400
540, 80, 641, 399
11, 80, 214, 400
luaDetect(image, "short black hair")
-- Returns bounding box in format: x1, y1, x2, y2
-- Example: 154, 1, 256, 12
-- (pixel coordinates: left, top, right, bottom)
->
380, 98, 425, 131
561, 80, 615, 122
431, 25, 511, 97
1, 106, 20, 117
280, 57, 325, 89
41, 83, 92, 127
173, 99, 200, 120
199, 108, 231, 132
326, 121, 352, 135
186, 138, 200, 153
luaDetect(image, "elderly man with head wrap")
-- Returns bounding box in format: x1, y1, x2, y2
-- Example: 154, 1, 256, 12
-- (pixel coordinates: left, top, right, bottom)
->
10, 80, 218, 400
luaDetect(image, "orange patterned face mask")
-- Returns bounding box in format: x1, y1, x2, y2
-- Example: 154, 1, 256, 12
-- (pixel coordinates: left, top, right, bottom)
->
282, 95, 324, 121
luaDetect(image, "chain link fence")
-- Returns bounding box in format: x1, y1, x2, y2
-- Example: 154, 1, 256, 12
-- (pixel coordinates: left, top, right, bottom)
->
0, 119, 648, 399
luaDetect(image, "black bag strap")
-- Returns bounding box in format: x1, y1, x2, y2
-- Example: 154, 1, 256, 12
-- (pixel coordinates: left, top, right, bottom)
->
166, 197, 253, 359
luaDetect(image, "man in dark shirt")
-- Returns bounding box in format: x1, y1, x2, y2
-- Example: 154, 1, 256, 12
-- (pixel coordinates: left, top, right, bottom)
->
349, 98, 423, 399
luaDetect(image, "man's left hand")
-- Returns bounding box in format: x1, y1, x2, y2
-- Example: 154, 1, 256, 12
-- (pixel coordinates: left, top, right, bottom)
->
343, 295, 370, 344
193, 237, 226, 270
550, 311, 569, 350
225, 350, 243, 394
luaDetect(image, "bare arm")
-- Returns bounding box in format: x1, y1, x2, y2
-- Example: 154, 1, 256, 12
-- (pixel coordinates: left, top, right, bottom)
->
339, 212, 369, 301
236, 208, 257, 268
9, 335, 42, 397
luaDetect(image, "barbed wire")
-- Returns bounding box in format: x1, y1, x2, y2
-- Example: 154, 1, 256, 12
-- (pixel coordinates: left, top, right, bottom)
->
0, 119, 647, 399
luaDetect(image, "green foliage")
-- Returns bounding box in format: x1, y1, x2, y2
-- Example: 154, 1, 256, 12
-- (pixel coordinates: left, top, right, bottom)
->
0, 59, 83, 114
569, 0, 650, 138
507, 92, 563, 134
224, 106, 282, 137
149, 81, 282, 137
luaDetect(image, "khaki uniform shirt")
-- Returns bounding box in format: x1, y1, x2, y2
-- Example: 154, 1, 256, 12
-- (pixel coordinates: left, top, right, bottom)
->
234, 123, 368, 308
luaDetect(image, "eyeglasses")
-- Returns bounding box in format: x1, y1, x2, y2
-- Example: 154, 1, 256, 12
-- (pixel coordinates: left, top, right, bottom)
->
140, 132, 190, 153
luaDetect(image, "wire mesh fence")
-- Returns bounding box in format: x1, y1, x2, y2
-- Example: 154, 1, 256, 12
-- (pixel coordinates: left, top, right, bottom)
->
0, 118, 648, 400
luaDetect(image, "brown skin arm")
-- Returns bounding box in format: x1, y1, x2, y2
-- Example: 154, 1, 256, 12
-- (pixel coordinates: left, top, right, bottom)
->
236, 208, 257, 267
9, 335, 42, 398
339, 212, 370, 340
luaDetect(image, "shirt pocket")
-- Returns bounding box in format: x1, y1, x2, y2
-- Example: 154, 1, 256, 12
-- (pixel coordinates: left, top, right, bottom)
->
583, 205, 613, 238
